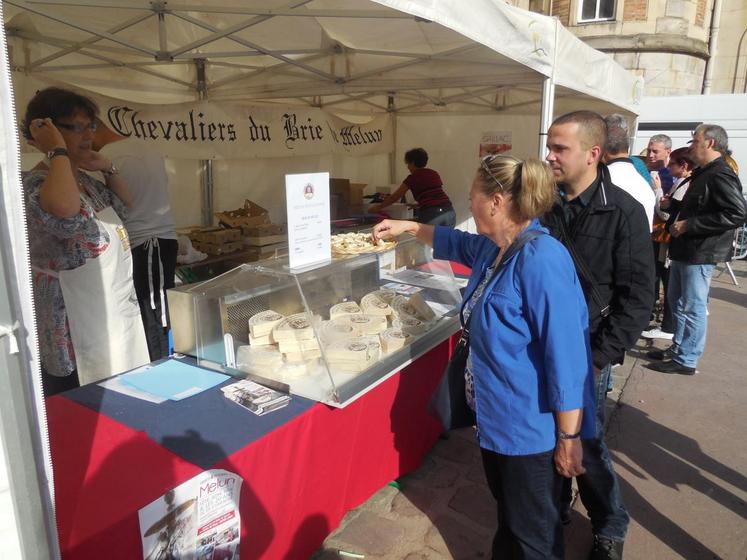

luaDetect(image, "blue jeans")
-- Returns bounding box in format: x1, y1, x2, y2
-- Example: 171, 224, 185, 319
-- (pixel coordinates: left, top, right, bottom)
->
561, 364, 629, 541
417, 206, 456, 227
667, 260, 714, 368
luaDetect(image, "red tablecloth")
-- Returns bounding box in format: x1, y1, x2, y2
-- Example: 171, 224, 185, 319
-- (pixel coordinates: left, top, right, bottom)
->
48, 335, 459, 559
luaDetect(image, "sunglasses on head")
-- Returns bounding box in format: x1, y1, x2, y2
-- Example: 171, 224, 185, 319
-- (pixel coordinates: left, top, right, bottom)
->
55, 121, 97, 133
480, 154, 505, 190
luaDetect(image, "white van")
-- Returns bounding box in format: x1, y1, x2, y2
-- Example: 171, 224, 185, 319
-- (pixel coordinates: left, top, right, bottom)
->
632, 93, 747, 193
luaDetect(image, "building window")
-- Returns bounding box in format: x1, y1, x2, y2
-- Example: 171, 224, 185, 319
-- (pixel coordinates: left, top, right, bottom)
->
578, 0, 616, 22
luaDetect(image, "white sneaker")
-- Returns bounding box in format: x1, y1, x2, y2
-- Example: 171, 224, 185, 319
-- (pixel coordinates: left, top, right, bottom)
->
641, 328, 674, 340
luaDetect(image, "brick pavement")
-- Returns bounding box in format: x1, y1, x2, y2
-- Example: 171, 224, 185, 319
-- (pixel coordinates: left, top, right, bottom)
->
314, 259, 747, 560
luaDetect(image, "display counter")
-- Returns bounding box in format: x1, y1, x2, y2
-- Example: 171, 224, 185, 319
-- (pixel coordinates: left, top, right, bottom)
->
168, 235, 464, 407
47, 334, 460, 559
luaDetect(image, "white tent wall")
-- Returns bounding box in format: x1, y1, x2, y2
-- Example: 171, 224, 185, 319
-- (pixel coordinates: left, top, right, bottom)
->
208, 152, 391, 226
396, 113, 541, 231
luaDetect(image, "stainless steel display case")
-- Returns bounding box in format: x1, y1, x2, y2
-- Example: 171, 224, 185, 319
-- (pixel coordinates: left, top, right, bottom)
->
167, 235, 462, 407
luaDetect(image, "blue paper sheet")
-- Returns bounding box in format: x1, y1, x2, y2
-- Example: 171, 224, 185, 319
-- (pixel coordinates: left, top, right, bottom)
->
120, 359, 229, 401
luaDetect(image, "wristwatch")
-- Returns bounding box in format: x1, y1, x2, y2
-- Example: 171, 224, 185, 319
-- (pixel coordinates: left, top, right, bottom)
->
557, 429, 581, 440
102, 163, 119, 177
46, 147, 69, 159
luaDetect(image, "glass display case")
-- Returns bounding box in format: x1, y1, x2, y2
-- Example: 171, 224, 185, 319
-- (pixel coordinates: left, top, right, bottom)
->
167, 235, 463, 407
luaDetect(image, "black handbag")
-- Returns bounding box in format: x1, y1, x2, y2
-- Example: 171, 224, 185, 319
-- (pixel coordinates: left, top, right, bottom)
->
429, 229, 542, 431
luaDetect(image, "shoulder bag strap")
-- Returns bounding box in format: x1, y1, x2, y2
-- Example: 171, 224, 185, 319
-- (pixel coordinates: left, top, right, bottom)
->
554, 206, 611, 318
461, 228, 544, 341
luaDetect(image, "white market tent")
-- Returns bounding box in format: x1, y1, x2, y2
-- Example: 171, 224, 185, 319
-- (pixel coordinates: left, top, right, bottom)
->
0, 1, 642, 557
4, 0, 643, 228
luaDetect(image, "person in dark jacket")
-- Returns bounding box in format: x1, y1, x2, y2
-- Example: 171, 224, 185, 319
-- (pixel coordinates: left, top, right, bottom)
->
542, 111, 655, 560
647, 124, 747, 375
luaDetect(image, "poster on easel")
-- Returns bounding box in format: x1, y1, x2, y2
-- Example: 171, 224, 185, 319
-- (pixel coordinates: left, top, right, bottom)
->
139, 469, 243, 560
479, 131, 513, 157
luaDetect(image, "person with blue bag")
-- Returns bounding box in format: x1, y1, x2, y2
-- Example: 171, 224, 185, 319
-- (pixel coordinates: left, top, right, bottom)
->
372, 154, 596, 559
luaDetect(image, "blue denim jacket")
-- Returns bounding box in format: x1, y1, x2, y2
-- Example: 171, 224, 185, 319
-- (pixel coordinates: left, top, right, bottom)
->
433, 220, 596, 455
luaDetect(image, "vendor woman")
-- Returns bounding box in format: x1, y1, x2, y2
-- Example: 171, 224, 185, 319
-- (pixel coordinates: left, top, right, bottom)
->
369, 147, 456, 226
22, 87, 150, 396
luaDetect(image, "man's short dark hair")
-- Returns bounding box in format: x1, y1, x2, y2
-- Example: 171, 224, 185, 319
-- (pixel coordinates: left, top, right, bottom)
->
604, 114, 630, 154
695, 123, 729, 154
552, 110, 607, 152
22, 87, 98, 141
404, 148, 428, 168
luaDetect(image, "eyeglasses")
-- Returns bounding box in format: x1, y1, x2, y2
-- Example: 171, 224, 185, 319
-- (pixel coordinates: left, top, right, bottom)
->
480, 155, 505, 190
55, 121, 98, 134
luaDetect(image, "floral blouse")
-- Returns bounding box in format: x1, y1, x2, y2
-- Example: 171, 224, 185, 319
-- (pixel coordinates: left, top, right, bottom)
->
463, 262, 497, 411
23, 169, 128, 377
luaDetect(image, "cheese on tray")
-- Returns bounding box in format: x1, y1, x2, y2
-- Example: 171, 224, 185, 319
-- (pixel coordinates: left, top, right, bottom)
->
248, 310, 285, 338
409, 292, 437, 321
272, 312, 318, 342
380, 328, 412, 352
347, 313, 388, 335
283, 349, 322, 362
361, 292, 394, 316
321, 318, 361, 342
392, 316, 429, 335
277, 337, 320, 354
329, 301, 362, 319
236, 345, 283, 372
324, 337, 381, 373
248, 331, 274, 346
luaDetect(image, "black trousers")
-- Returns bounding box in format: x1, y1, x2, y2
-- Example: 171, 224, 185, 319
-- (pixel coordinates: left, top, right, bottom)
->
481, 447, 564, 560
41, 368, 80, 397
131, 238, 178, 362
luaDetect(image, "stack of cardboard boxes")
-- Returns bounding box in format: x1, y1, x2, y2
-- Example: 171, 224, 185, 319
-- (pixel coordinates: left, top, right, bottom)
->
330, 178, 367, 219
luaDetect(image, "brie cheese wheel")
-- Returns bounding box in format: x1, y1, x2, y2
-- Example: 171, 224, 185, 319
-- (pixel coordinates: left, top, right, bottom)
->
329, 301, 362, 320
236, 345, 283, 372
283, 349, 322, 362
361, 292, 394, 316
347, 313, 388, 335
409, 292, 437, 321
393, 316, 428, 335
277, 337, 320, 354
381, 328, 412, 352
391, 295, 419, 319
248, 331, 274, 346
321, 318, 361, 342
282, 362, 312, 379
248, 310, 285, 338
324, 337, 380, 372
272, 312, 318, 342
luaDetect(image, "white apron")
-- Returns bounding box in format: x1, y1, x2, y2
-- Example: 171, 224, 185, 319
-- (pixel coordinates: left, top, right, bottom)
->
57, 206, 149, 384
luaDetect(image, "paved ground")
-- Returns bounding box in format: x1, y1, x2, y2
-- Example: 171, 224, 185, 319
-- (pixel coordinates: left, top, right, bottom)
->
315, 259, 747, 560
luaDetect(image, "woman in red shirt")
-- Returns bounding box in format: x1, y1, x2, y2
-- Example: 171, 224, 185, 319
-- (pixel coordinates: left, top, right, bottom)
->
369, 148, 456, 226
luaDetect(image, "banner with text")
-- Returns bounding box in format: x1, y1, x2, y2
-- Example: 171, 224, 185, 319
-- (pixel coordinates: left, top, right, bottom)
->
88, 93, 393, 160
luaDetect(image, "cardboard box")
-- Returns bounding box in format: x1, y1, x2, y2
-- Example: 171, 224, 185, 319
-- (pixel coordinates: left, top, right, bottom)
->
330, 179, 367, 217
215, 199, 270, 229
191, 227, 242, 244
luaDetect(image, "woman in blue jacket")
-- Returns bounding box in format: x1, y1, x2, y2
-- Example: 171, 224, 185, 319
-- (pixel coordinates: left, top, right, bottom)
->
373, 155, 595, 559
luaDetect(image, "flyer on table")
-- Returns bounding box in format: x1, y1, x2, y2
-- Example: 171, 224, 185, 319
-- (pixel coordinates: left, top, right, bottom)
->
285, 172, 331, 269
138, 469, 243, 559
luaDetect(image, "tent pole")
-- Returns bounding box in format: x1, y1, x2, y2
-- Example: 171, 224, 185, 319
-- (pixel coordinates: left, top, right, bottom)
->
631, 115, 640, 156
538, 76, 555, 159
196, 59, 214, 226
388, 92, 397, 185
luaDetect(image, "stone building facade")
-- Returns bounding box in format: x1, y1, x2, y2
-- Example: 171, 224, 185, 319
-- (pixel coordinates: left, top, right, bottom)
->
511, 0, 747, 96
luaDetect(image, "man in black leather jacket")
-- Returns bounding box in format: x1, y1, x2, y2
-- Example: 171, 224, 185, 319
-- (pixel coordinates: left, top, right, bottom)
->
647, 124, 747, 375
542, 111, 655, 560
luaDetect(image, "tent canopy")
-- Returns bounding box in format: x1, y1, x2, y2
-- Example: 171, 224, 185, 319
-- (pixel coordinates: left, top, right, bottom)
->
4, 0, 642, 115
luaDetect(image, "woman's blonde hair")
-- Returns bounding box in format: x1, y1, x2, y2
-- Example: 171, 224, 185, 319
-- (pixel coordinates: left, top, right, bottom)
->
477, 155, 557, 221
